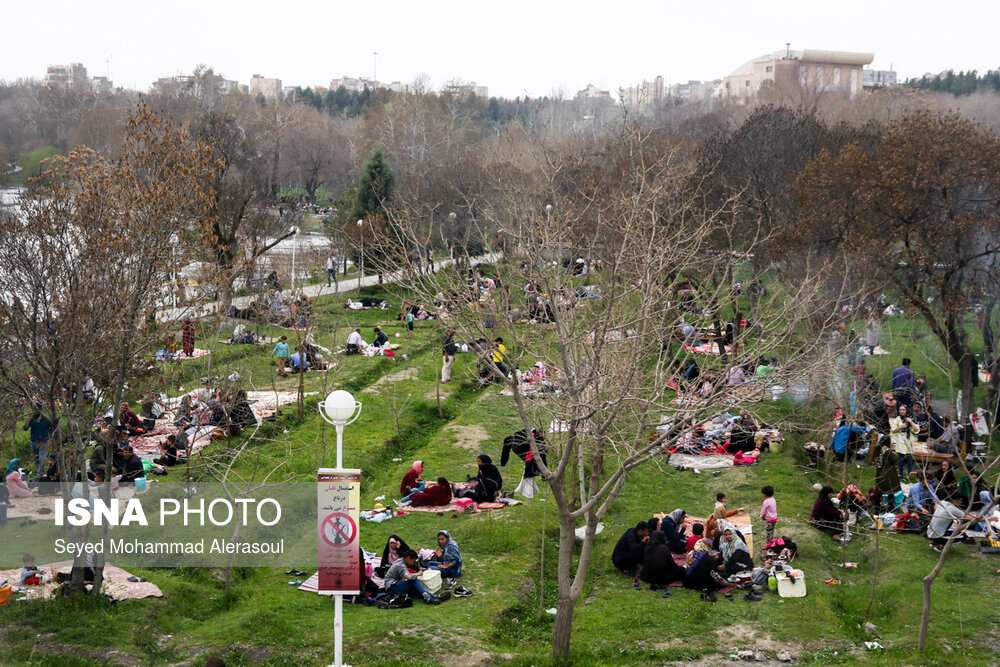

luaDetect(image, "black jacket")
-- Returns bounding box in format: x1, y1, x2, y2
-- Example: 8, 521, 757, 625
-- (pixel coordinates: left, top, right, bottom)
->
473, 454, 503, 502
501, 430, 547, 479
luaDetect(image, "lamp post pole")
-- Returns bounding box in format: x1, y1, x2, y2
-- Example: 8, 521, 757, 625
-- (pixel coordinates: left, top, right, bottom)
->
356, 219, 364, 295
290, 225, 300, 292
318, 390, 363, 667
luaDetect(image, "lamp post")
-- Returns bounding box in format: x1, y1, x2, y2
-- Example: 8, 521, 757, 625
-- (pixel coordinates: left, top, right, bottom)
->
356, 219, 364, 295
289, 225, 300, 292
318, 389, 362, 473
448, 212, 456, 260
318, 389, 362, 667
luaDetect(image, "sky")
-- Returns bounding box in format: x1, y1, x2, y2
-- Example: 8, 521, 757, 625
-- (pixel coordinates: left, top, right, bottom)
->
6, 0, 1000, 98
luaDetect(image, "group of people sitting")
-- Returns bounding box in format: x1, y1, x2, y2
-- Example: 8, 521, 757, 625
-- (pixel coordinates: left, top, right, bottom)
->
395, 455, 505, 508
374, 531, 469, 604
345, 327, 396, 356
611, 491, 764, 602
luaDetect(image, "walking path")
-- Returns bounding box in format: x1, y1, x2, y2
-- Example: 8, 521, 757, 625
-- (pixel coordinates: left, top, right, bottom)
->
156, 254, 497, 323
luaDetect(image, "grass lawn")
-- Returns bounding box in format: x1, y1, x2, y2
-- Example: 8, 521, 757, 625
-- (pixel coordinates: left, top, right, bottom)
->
2, 289, 998, 666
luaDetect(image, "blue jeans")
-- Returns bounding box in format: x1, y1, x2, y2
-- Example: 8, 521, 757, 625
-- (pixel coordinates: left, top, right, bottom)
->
897, 453, 915, 478
387, 579, 428, 597
428, 562, 461, 578
327, 269, 337, 286
30, 440, 48, 470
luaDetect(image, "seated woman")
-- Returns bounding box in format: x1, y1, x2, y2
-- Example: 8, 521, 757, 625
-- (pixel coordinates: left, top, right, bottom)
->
399, 461, 425, 501
118, 401, 145, 435
376, 534, 410, 577
725, 411, 758, 454
637, 530, 685, 588
5, 459, 34, 498
458, 454, 503, 503
811, 486, 846, 541
659, 509, 688, 554
682, 539, 728, 600
718, 522, 754, 575
427, 530, 463, 579
408, 477, 453, 507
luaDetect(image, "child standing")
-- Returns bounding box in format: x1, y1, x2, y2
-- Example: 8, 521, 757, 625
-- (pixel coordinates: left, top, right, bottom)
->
761, 485, 778, 544
405, 310, 415, 339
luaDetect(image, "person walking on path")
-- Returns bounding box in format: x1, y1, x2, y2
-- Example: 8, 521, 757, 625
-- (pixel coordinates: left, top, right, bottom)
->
326, 253, 338, 288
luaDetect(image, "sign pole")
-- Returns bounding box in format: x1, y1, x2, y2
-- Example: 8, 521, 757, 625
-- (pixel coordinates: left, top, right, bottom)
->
334, 593, 344, 666
317, 390, 362, 667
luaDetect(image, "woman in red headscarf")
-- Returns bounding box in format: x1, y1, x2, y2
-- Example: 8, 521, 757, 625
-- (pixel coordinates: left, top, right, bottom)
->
181, 320, 195, 357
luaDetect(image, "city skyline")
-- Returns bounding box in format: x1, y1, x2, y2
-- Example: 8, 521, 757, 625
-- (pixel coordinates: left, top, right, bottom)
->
5, 0, 998, 98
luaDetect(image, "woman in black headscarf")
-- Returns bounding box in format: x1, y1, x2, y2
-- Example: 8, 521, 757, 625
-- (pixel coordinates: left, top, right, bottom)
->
470, 454, 503, 502
639, 530, 685, 588
376, 534, 410, 577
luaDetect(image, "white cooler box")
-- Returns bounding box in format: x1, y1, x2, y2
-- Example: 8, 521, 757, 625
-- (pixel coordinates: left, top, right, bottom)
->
775, 569, 806, 598
419, 569, 442, 594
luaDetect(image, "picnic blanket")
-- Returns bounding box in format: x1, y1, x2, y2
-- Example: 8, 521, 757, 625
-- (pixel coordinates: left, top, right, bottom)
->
861, 345, 890, 356
6, 486, 136, 522
684, 342, 733, 355
173, 348, 211, 360
667, 453, 734, 470
129, 391, 312, 458
0, 562, 162, 601
297, 551, 385, 593
218, 336, 281, 346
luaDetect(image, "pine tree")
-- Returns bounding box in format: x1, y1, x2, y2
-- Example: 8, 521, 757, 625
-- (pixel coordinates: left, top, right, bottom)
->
355, 148, 395, 221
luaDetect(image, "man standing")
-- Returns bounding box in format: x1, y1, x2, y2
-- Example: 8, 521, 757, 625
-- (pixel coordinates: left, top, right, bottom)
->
891, 358, 916, 409
441, 329, 457, 383
326, 252, 338, 288
23, 411, 51, 470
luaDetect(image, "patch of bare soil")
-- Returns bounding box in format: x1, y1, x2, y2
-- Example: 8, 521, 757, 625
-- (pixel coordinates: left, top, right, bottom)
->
442, 422, 492, 451
440, 649, 514, 666
363, 366, 419, 393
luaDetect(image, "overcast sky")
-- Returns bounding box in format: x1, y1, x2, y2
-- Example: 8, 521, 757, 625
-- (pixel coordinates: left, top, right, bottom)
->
6, 0, 998, 98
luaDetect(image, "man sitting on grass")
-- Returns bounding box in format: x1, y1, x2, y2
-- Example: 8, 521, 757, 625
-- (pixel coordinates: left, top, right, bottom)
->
383, 549, 450, 605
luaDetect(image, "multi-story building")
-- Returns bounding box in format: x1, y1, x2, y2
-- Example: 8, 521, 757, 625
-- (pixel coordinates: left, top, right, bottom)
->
718, 48, 874, 100
668, 80, 720, 102
249, 74, 282, 100
90, 76, 114, 94
45, 63, 89, 89
863, 69, 898, 89
619, 76, 664, 110
575, 84, 611, 101
443, 81, 488, 98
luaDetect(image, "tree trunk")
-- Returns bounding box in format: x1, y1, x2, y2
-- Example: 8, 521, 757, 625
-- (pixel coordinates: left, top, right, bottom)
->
958, 352, 976, 418
919, 542, 953, 650
552, 512, 578, 662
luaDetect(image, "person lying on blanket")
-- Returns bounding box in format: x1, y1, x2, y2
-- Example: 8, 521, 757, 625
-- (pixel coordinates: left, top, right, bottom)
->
427, 530, 463, 579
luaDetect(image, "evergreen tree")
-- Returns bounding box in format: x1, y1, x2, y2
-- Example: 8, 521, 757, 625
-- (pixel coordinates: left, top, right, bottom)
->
355, 148, 396, 221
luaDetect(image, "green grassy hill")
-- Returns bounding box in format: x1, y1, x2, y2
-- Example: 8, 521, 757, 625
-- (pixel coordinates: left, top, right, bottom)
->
1, 288, 997, 667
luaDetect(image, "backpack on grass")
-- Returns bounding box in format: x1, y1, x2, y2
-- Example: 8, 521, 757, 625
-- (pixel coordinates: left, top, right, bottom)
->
376, 593, 413, 610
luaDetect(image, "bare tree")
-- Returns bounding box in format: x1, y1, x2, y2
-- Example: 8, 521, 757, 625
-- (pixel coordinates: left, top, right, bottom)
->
381, 121, 846, 660
0, 104, 213, 591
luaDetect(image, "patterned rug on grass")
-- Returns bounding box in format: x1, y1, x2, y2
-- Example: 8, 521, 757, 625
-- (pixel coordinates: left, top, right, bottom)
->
0, 562, 163, 601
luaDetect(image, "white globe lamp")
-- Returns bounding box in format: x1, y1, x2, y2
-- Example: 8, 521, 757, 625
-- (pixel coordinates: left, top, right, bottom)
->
318, 390, 362, 468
